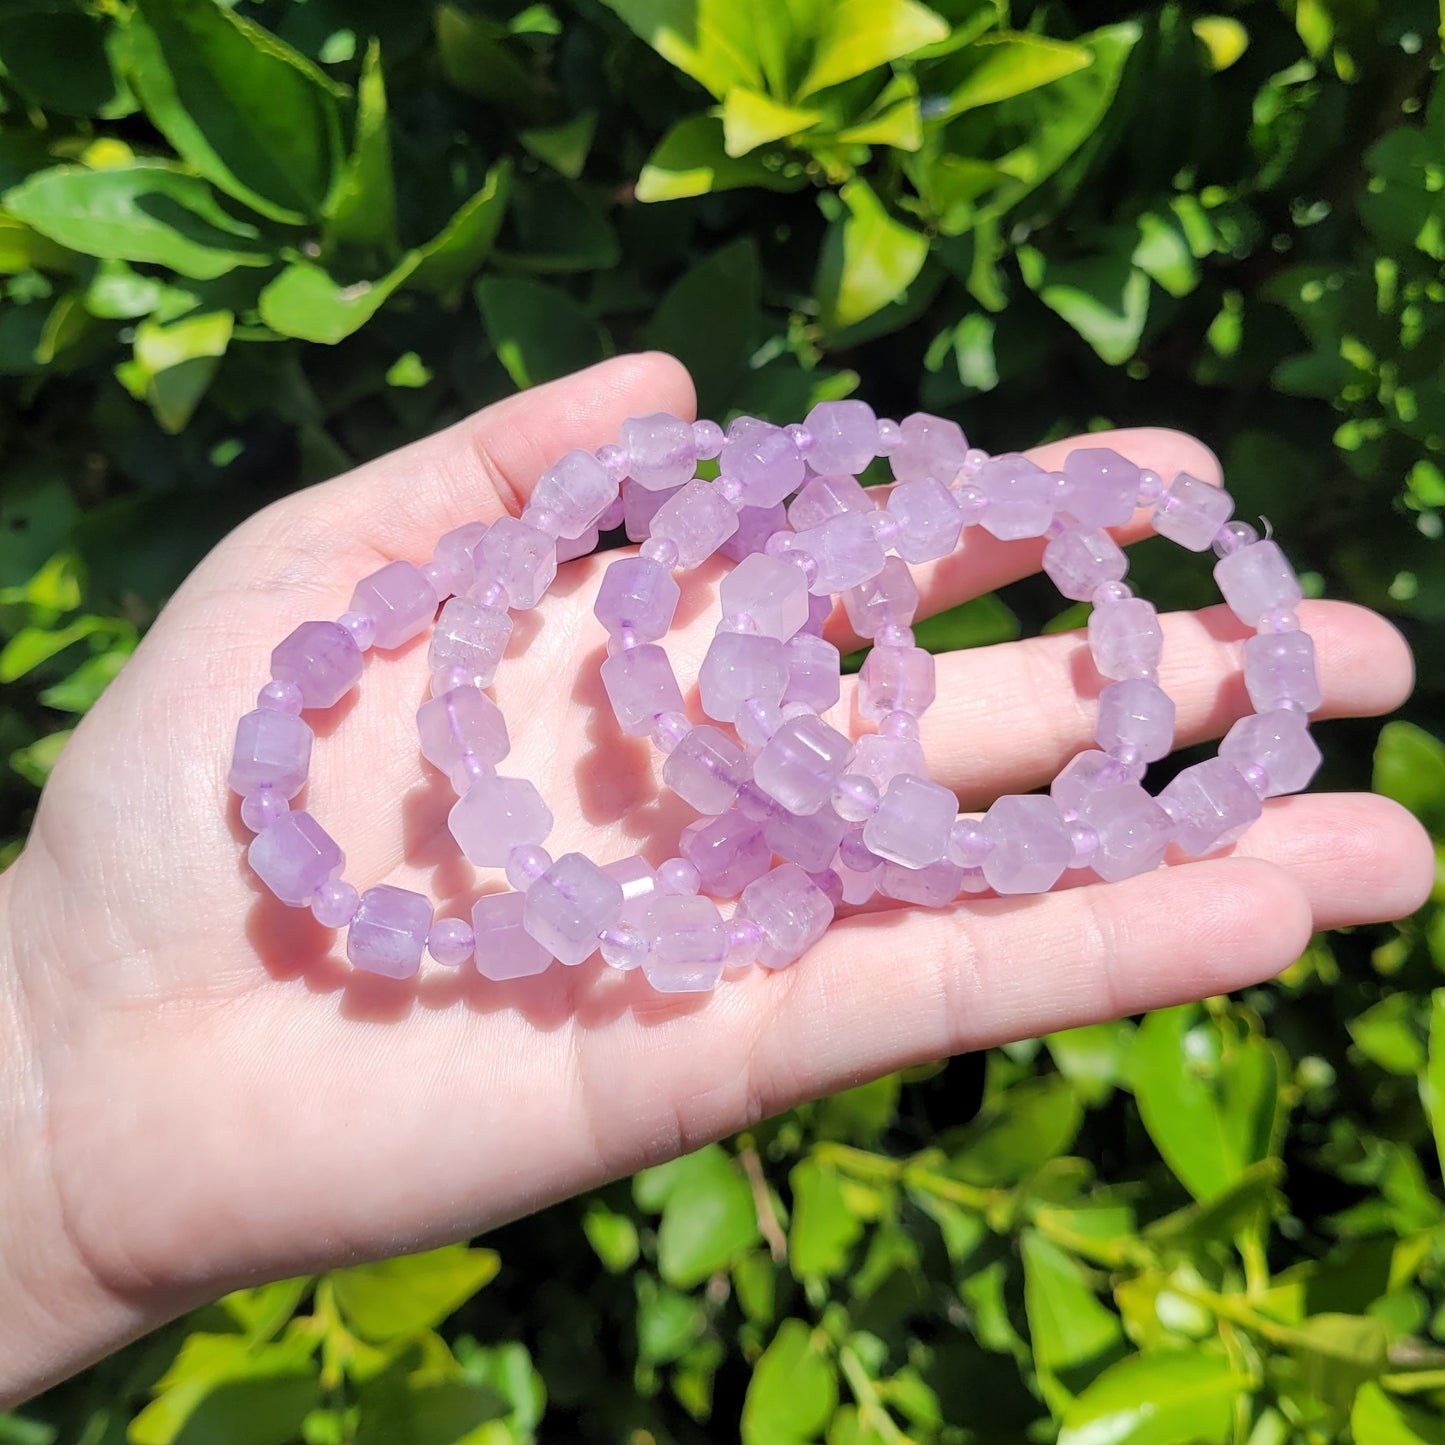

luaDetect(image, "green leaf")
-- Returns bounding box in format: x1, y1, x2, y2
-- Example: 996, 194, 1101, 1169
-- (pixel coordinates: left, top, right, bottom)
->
927, 31, 1092, 120
582, 1200, 640, 1274
912, 593, 1019, 653
0, 4, 126, 118
1281, 1313, 1389, 1415
434, 3, 545, 117
1143, 1159, 1283, 1250
949, 1073, 1081, 1186
1427, 992, 1445, 1183
600, 0, 764, 99
119, 309, 234, 432
1045, 1020, 1133, 1104
519, 112, 597, 180
406, 160, 511, 298
1058, 1349, 1244, 1445
0, 615, 117, 683
635, 1274, 706, 1364
329, 1244, 500, 1343
0, 209, 76, 275
799, 0, 949, 98
817, 177, 929, 331
638, 114, 803, 202
653, 1143, 762, 1288
1350, 993, 1427, 1077
10, 728, 71, 787
741, 1318, 838, 1445
353, 1356, 506, 1445
722, 87, 822, 157
498, 175, 617, 273
1133, 211, 1198, 299
322, 38, 395, 252
259, 259, 414, 344
1374, 721, 1445, 835
3, 163, 268, 280
788, 1158, 863, 1279
384, 351, 432, 389
1191, 16, 1248, 72
1020, 1229, 1123, 1375
475, 276, 608, 390
1352, 1381, 1445, 1445
1017, 241, 1150, 365
124, 0, 345, 224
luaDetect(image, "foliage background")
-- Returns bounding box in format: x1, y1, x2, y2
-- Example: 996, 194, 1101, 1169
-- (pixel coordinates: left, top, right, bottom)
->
2, 0, 1444, 1440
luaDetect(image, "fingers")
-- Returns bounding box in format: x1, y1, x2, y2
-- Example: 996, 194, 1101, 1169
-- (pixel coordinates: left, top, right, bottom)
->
898, 599, 1413, 806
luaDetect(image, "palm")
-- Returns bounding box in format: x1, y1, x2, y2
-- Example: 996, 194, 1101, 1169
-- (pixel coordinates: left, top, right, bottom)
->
6, 355, 1429, 1313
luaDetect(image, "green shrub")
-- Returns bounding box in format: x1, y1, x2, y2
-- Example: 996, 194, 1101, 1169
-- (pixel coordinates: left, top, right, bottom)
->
3, 0, 1443, 1440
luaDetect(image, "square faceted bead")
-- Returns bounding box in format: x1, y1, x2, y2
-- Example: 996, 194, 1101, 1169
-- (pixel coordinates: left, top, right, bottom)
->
433, 521, 489, 595
851, 732, 926, 788
1219, 709, 1321, 796
857, 644, 935, 723
603, 855, 659, 903
699, 632, 788, 723
248, 810, 342, 907
1051, 749, 1134, 818
1215, 540, 1303, 626
1243, 630, 1321, 713
1153, 473, 1233, 551
1078, 784, 1172, 882
651, 479, 739, 567
784, 634, 841, 712
886, 477, 963, 563
347, 885, 432, 979
1096, 678, 1175, 762
877, 857, 964, 907
350, 560, 436, 650
764, 803, 848, 872
805, 399, 878, 476
889, 412, 967, 483
680, 812, 771, 897
976, 454, 1055, 540
1088, 598, 1163, 680
636, 893, 728, 993
796, 512, 886, 595
472, 891, 553, 980
523, 853, 624, 966
981, 795, 1073, 894
473, 516, 557, 609
738, 862, 834, 969
1061, 448, 1139, 528
664, 724, 749, 814
721, 501, 787, 563
601, 643, 685, 736
721, 553, 809, 641
1043, 525, 1127, 601
845, 556, 919, 639
594, 556, 680, 641
270, 620, 362, 709
229, 708, 312, 799
1158, 757, 1261, 855
864, 773, 956, 869
755, 715, 854, 816
621, 413, 697, 490
788, 473, 870, 531
428, 596, 512, 687
720, 417, 805, 506
623, 476, 681, 542
417, 684, 509, 774
532, 448, 617, 537
448, 774, 553, 866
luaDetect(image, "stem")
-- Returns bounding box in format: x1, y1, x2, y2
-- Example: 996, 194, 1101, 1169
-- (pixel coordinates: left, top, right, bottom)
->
838, 1344, 913, 1445
738, 1143, 788, 1264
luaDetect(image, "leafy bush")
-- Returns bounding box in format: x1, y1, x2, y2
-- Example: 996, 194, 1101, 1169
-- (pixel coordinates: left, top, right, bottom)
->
3, 0, 1443, 1440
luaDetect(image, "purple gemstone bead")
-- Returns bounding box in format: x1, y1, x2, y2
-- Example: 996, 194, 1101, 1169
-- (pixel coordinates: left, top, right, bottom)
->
474, 517, 557, 610
1096, 678, 1175, 763
506, 843, 553, 891
719, 418, 805, 507
1219, 709, 1321, 797
347, 885, 431, 979
699, 632, 788, 724
784, 634, 842, 713
834, 854, 880, 905
680, 812, 771, 897
794, 512, 886, 595
523, 852, 624, 966
693, 419, 725, 461
663, 724, 749, 815
721, 501, 789, 563
258, 678, 304, 714
428, 917, 475, 966
886, 477, 963, 563
720, 553, 809, 641
1051, 749, 1135, 818
844, 556, 919, 639
556, 526, 600, 563
651, 479, 740, 567
604, 855, 660, 903
595, 556, 681, 641
981, 795, 1073, 894
1215, 540, 1304, 626
738, 862, 834, 970
1243, 630, 1322, 713
532, 448, 619, 538
863, 773, 956, 869
349, 560, 437, 651
428, 596, 512, 688
472, 891, 553, 980
1213, 520, 1258, 558
1043, 525, 1128, 601
601, 643, 686, 736
621, 413, 698, 491
240, 785, 289, 834
229, 708, 312, 799
832, 772, 880, 822
788, 474, 871, 532
659, 856, 701, 895
637, 893, 729, 993
1153, 473, 1234, 552
889, 412, 967, 484
976, 454, 1055, 540
417, 684, 509, 774
851, 732, 927, 789
754, 715, 854, 817
857, 644, 935, 723
1088, 597, 1164, 681
946, 817, 990, 867
623, 477, 681, 543
877, 857, 964, 908
1077, 783, 1173, 882
249, 810, 343, 907
311, 877, 359, 928
1061, 448, 1140, 528
1158, 757, 1262, 855
448, 774, 553, 866
764, 803, 848, 873
433, 521, 490, 595
804, 399, 878, 475
270, 620, 363, 710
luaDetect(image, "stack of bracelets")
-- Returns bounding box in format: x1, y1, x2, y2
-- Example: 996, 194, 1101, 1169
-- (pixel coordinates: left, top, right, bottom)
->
227, 404, 1322, 994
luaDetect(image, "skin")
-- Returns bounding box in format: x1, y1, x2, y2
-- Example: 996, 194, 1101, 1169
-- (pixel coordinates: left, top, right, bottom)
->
0, 353, 1431, 1405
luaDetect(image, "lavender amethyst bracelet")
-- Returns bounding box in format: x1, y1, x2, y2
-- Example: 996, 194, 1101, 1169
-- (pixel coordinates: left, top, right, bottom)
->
228, 404, 1323, 993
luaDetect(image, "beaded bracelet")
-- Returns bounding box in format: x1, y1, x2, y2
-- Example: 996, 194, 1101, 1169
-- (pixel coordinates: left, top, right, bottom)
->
228, 404, 1322, 993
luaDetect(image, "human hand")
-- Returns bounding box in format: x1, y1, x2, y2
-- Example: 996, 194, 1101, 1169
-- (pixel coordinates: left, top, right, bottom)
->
0, 354, 1430, 1402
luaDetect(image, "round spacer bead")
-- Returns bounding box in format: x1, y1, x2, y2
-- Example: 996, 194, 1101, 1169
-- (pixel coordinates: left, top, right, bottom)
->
1068, 822, 1100, 868
727, 917, 762, 957
832, 773, 880, 822
311, 878, 360, 929
809, 868, 844, 908
875, 418, 903, 455
867, 511, 901, 546
947, 817, 991, 868
692, 419, 725, 460
1091, 580, 1134, 606
428, 917, 475, 966
658, 857, 702, 895
787, 424, 815, 454
596, 443, 630, 480
433, 664, 471, 696
606, 626, 644, 656
1258, 606, 1300, 634
880, 710, 921, 741
337, 610, 377, 651
962, 448, 989, 476
420, 560, 451, 600
875, 623, 914, 648
650, 710, 691, 753
449, 752, 494, 792
1213, 520, 1259, 558
240, 785, 289, 833
1136, 468, 1165, 505
1242, 763, 1271, 796
474, 580, 508, 610
715, 474, 745, 508
258, 678, 304, 715
641, 535, 680, 569
506, 844, 553, 891
954, 483, 986, 522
